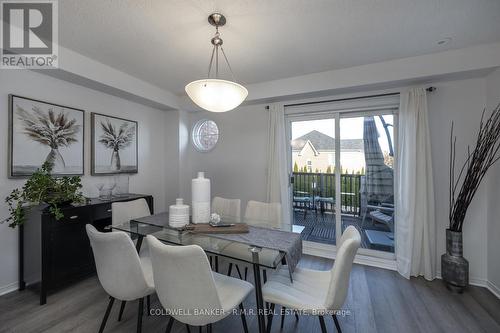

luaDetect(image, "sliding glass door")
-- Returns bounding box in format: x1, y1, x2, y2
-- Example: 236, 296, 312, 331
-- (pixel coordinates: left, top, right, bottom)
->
287, 108, 396, 255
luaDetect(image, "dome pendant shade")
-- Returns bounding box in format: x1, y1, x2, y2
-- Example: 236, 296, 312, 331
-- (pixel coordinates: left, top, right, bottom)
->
186, 13, 247, 112
185, 79, 248, 112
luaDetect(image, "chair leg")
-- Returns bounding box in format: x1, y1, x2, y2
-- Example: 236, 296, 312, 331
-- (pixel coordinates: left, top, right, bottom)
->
214, 256, 219, 272
244, 267, 248, 280
185, 324, 191, 333
207, 323, 213, 333
137, 298, 144, 333
266, 303, 275, 333
332, 314, 342, 333
239, 303, 249, 333
227, 263, 233, 276
147, 295, 151, 316
98, 297, 115, 333
165, 317, 174, 333
280, 306, 286, 329
235, 265, 243, 279
263, 269, 270, 309
198, 326, 202, 333
318, 315, 327, 333
118, 300, 126, 321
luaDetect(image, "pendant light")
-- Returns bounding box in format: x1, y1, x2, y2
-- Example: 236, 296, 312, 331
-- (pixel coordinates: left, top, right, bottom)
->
185, 13, 248, 112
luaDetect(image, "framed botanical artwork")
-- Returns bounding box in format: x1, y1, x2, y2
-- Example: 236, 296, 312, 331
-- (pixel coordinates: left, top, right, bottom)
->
9, 95, 84, 178
91, 113, 138, 175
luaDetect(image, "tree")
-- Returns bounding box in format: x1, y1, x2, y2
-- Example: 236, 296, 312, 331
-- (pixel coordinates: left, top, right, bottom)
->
17, 106, 80, 173
293, 162, 299, 172
98, 120, 135, 171
326, 165, 332, 174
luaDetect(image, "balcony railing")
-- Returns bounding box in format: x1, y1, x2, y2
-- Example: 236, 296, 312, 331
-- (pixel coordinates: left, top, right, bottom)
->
292, 172, 362, 215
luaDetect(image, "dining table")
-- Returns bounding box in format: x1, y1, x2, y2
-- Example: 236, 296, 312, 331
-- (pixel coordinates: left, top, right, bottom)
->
110, 212, 303, 333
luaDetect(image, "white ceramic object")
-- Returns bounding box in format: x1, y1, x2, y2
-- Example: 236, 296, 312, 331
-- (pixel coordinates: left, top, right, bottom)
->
169, 198, 190, 228
210, 213, 221, 224
191, 172, 211, 224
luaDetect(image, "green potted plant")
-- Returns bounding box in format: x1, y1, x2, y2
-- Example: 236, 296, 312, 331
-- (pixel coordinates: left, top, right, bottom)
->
443, 103, 500, 292
3, 162, 85, 228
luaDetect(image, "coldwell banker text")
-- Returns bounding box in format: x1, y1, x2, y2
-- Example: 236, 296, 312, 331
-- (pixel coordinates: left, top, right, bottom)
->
1, 0, 58, 69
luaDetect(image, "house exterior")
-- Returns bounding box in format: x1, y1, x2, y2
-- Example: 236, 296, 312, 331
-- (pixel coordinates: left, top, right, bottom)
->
291, 130, 365, 173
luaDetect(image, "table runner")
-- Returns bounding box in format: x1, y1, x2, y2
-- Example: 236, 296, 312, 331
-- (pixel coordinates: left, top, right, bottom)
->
200, 225, 302, 281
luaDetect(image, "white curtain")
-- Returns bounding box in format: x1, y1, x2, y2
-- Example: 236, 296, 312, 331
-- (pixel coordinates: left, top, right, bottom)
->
266, 103, 292, 230
396, 88, 436, 280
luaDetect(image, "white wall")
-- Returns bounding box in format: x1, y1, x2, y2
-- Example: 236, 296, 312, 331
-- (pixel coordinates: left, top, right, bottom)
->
427, 78, 489, 284
182, 76, 495, 286
0, 70, 179, 294
185, 105, 269, 210
485, 68, 500, 295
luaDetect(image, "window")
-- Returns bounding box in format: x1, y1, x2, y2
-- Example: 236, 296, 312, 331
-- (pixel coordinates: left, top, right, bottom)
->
307, 159, 312, 172
192, 119, 219, 152
288, 95, 398, 256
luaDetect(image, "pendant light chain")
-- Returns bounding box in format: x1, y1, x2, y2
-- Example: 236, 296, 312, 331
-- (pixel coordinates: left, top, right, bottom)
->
185, 13, 248, 113
205, 23, 237, 81
207, 45, 216, 78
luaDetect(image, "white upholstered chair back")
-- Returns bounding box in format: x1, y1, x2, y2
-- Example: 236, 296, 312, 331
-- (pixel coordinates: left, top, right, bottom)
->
244, 200, 281, 228
212, 197, 241, 223
112, 198, 151, 226
325, 226, 361, 310
147, 236, 222, 326
86, 224, 152, 301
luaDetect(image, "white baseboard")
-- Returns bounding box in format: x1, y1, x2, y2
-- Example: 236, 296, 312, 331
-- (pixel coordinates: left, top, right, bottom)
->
486, 281, 500, 299
303, 240, 397, 271
305, 244, 499, 299
0, 281, 19, 296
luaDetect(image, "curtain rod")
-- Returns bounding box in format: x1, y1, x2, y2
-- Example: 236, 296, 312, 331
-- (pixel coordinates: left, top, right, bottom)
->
265, 86, 436, 109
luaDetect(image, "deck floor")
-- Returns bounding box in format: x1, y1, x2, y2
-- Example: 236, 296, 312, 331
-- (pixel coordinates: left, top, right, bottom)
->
293, 210, 393, 252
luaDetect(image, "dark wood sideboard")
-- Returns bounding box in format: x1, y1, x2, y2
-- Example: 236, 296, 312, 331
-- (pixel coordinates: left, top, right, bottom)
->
18, 194, 153, 305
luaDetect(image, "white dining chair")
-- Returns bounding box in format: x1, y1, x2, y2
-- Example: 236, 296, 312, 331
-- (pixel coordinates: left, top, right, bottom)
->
211, 197, 241, 223
224, 200, 283, 280
244, 200, 281, 228
112, 198, 152, 257
146, 235, 254, 333
112, 198, 151, 226
262, 226, 361, 333
86, 225, 155, 333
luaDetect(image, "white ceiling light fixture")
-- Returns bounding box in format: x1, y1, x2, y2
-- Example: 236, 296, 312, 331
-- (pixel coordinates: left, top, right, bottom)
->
185, 13, 248, 113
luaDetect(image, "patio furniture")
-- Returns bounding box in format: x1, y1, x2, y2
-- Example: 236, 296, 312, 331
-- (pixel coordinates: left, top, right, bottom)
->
369, 209, 394, 232
293, 191, 313, 217
365, 229, 394, 251
314, 196, 334, 214
361, 202, 394, 229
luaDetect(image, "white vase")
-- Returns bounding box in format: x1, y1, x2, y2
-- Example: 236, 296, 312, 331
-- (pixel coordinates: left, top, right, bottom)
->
169, 198, 190, 228
191, 172, 210, 223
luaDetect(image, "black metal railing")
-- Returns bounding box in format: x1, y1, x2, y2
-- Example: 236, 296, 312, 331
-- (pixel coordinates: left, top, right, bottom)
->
292, 172, 362, 215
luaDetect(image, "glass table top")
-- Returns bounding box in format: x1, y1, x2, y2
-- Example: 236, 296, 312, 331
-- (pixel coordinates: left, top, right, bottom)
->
110, 212, 285, 269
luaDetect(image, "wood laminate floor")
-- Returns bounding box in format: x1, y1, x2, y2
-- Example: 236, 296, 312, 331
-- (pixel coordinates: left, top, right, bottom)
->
1, 255, 499, 333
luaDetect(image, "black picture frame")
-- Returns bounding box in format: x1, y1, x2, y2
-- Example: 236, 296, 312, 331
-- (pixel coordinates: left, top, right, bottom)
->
91, 112, 138, 175
8, 94, 85, 178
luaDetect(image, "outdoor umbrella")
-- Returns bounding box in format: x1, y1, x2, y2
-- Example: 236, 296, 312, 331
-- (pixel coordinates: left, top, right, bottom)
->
363, 116, 394, 204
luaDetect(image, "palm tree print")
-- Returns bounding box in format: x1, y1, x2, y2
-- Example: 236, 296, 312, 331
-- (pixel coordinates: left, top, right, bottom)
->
98, 120, 135, 171
16, 106, 80, 172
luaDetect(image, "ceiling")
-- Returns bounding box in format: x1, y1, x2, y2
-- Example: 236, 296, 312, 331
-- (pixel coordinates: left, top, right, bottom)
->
59, 0, 500, 95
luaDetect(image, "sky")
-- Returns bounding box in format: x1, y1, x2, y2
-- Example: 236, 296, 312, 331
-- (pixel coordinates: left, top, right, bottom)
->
291, 115, 394, 154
